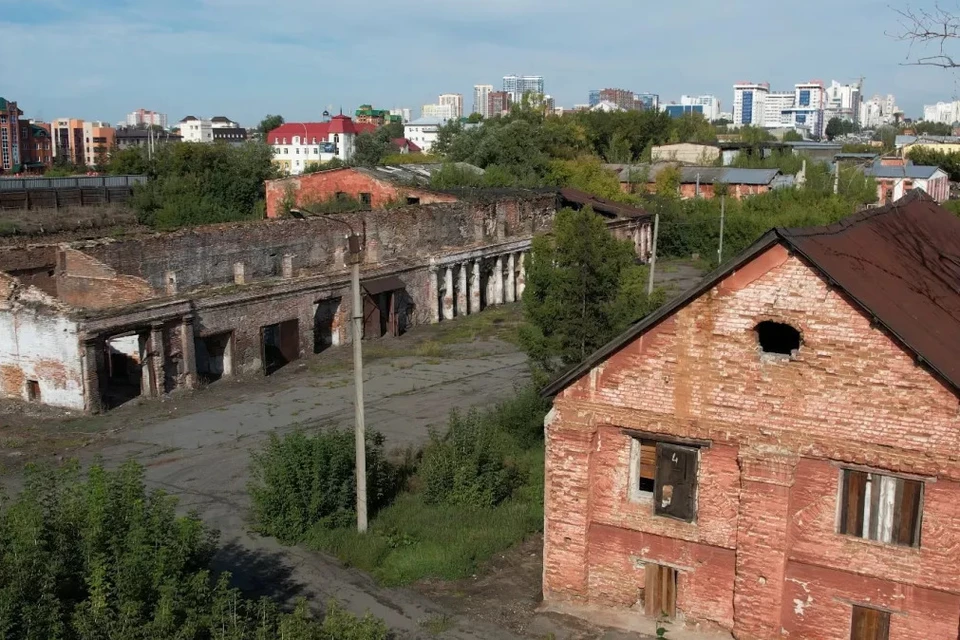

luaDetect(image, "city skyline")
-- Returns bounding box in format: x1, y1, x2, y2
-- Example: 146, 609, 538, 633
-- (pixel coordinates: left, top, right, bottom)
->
1, 0, 955, 125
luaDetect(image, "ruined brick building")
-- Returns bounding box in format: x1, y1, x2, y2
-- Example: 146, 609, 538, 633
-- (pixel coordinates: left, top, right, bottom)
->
0, 189, 652, 413
542, 191, 960, 640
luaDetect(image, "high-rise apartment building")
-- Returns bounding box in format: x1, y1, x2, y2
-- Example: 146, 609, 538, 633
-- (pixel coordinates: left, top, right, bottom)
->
860, 95, 900, 128
127, 108, 168, 129
438, 94, 463, 119
0, 97, 22, 172
588, 90, 601, 108
473, 85, 494, 117
488, 91, 512, 117
503, 75, 544, 103
763, 92, 796, 128
922, 101, 960, 125
786, 81, 826, 138
390, 108, 412, 123
634, 93, 659, 111
733, 82, 770, 126
599, 88, 637, 111
824, 80, 863, 124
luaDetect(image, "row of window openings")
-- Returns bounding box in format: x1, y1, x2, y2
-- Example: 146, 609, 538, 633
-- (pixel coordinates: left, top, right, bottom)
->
277, 136, 339, 145
629, 438, 923, 548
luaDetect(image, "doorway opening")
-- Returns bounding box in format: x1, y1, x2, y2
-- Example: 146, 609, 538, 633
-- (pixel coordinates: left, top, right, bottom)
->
103, 333, 144, 408
313, 298, 342, 353
195, 332, 233, 383
262, 319, 300, 375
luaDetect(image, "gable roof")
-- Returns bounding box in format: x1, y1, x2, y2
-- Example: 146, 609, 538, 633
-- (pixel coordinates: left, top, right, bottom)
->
391, 137, 422, 153
267, 118, 376, 144
863, 161, 944, 180
543, 190, 960, 398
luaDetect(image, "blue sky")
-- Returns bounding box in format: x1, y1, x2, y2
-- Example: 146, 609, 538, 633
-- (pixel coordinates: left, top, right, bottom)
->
1, 0, 957, 125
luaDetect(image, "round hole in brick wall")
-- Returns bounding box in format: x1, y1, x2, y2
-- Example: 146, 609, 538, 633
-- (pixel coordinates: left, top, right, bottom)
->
754, 321, 801, 357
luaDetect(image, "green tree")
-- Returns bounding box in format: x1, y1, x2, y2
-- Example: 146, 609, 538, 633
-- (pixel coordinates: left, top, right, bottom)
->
466, 112, 483, 123
907, 146, 960, 180
669, 112, 718, 144
351, 129, 391, 166
914, 121, 954, 136
825, 117, 844, 140
258, 114, 285, 136
519, 207, 664, 374
654, 165, 682, 197
782, 130, 804, 142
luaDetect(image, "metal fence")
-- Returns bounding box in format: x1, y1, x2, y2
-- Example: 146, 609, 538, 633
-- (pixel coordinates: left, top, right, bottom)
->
0, 175, 147, 191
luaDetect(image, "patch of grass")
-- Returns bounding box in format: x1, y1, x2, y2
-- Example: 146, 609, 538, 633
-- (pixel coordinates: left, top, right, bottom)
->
305, 458, 543, 586
431, 304, 523, 346
419, 614, 455, 635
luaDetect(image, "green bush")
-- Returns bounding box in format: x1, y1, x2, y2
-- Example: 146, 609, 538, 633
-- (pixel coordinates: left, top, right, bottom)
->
249, 429, 400, 541
0, 460, 386, 640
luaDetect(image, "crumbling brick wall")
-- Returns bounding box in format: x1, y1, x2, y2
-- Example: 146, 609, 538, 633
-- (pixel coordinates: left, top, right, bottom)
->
545, 245, 960, 638
264, 169, 458, 218
0, 245, 58, 296
76, 195, 558, 294
56, 248, 156, 309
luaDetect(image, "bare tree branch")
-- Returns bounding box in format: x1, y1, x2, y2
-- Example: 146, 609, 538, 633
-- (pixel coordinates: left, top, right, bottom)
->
890, 2, 960, 67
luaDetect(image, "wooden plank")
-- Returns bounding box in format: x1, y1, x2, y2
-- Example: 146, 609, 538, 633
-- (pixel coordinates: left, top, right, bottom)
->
640, 440, 656, 480
897, 479, 923, 546
654, 443, 698, 522
644, 564, 660, 618
620, 428, 711, 449
841, 470, 867, 537
868, 473, 882, 541
662, 566, 676, 618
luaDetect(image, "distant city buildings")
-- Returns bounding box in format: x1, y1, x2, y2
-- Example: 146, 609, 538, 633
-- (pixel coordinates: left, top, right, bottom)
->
473, 85, 493, 118
588, 89, 659, 112
438, 94, 464, 119
421, 103, 458, 119
0, 97, 22, 172
922, 101, 960, 125
52, 118, 85, 165
824, 80, 863, 124
19, 120, 52, 169
733, 81, 826, 137
664, 95, 721, 120
404, 117, 448, 153
126, 108, 168, 129
503, 75, 544, 103
487, 91, 512, 117
115, 127, 181, 151
860, 94, 901, 128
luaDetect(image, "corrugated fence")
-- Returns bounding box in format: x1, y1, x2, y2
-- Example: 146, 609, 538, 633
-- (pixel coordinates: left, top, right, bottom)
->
0, 175, 147, 191
0, 175, 148, 210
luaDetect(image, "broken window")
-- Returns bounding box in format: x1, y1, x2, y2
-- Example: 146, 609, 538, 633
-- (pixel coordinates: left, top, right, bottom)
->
850, 605, 890, 640
629, 438, 699, 522
26, 380, 40, 402
359, 192, 372, 207
643, 563, 677, 619
406, 196, 420, 205
839, 469, 922, 547
755, 320, 801, 356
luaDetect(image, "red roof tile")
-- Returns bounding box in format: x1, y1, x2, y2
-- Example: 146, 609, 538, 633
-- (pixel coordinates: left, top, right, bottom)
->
391, 138, 422, 153
267, 122, 330, 145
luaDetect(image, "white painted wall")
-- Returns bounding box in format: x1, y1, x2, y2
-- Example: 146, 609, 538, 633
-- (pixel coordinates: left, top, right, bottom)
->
0, 304, 84, 410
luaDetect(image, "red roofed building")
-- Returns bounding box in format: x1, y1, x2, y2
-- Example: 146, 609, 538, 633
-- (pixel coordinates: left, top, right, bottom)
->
391, 138, 422, 154
267, 115, 376, 174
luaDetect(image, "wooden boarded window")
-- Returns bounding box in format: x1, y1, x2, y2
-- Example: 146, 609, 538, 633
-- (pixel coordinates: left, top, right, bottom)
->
629, 439, 657, 500
643, 564, 677, 619
850, 605, 890, 640
654, 443, 698, 522
839, 469, 922, 547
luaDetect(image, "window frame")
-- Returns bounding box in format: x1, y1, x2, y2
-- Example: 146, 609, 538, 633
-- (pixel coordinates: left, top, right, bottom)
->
625, 431, 704, 523
837, 467, 923, 548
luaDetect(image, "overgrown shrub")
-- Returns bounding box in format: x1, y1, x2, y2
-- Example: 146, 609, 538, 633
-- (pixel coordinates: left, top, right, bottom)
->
419, 388, 549, 508
0, 460, 387, 640
249, 429, 400, 541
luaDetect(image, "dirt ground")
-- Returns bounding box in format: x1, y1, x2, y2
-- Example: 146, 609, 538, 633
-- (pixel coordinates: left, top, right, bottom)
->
0, 261, 707, 639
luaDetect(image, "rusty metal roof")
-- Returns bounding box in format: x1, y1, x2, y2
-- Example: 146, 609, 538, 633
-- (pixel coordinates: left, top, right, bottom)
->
558, 187, 652, 220
543, 190, 960, 398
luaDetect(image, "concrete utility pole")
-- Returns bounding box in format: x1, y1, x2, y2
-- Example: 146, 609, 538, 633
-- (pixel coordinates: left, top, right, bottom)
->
291, 209, 367, 533
647, 212, 660, 296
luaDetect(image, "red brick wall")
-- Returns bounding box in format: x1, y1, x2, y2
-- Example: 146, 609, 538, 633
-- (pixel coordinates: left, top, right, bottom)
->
56, 248, 155, 309
544, 245, 960, 636
265, 169, 457, 218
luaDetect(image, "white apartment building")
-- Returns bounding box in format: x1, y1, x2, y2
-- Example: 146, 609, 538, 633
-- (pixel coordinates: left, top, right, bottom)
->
126, 109, 167, 129
786, 82, 826, 138
763, 92, 795, 128
404, 117, 447, 153
679, 95, 721, 121
178, 116, 213, 143
421, 103, 458, 119
860, 94, 900, 128
267, 116, 374, 175
824, 80, 863, 123
733, 82, 769, 126
438, 94, 463, 119
473, 84, 493, 117
503, 75, 544, 103
922, 101, 960, 125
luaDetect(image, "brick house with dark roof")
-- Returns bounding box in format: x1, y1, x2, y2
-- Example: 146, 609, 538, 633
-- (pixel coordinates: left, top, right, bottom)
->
541, 191, 960, 639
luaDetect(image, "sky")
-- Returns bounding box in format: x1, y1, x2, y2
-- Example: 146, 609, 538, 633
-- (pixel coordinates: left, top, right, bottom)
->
1, 0, 958, 126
